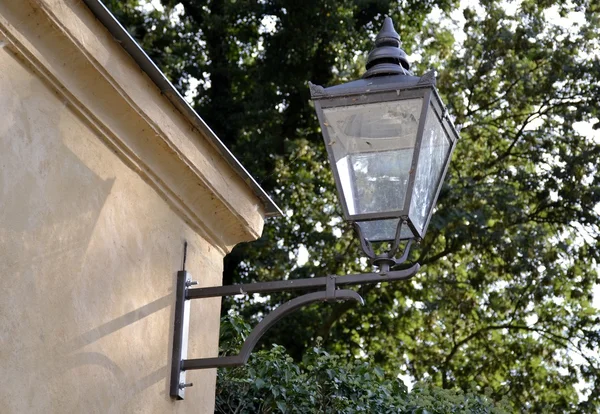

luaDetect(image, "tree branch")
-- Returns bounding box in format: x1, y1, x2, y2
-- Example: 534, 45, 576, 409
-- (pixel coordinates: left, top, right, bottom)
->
441, 319, 600, 392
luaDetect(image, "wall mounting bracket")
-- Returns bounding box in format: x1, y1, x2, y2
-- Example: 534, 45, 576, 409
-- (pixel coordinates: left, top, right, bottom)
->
169, 258, 419, 400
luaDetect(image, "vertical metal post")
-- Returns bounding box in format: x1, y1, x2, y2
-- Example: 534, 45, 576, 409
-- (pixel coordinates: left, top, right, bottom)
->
170, 271, 191, 399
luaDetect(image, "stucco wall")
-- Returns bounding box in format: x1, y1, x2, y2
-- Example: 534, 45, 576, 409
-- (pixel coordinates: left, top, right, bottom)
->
0, 42, 223, 412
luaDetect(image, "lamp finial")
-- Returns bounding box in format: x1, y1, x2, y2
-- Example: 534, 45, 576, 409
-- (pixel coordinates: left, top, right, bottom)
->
364, 17, 411, 78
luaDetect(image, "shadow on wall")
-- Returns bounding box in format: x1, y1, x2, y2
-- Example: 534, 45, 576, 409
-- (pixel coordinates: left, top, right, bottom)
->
62, 295, 172, 354
0, 47, 181, 410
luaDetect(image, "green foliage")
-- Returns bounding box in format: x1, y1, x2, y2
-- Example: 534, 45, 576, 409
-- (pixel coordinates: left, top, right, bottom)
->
102, 0, 600, 411
216, 315, 509, 413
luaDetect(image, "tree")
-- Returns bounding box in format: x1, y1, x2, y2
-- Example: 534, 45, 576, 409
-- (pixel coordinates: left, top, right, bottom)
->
102, 0, 600, 411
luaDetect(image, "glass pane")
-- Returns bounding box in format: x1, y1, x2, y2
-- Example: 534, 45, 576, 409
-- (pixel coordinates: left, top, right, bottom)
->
322, 98, 422, 216
409, 106, 451, 234
357, 219, 414, 242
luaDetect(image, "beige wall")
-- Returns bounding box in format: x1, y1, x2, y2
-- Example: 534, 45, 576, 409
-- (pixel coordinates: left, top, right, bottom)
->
0, 43, 221, 413
0, 1, 268, 412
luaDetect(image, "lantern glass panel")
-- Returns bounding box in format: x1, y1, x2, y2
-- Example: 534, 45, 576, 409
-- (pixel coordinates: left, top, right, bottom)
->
322, 98, 423, 217
357, 219, 415, 242
409, 105, 451, 233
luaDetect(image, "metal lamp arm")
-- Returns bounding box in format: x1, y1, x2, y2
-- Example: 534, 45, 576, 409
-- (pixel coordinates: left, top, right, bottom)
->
187, 264, 419, 299
182, 289, 363, 370
170, 263, 420, 399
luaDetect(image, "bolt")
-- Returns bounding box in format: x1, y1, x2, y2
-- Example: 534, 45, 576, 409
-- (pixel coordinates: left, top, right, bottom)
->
179, 382, 193, 389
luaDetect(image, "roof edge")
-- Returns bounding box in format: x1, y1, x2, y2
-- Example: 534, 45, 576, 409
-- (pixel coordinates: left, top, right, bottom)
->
82, 0, 282, 218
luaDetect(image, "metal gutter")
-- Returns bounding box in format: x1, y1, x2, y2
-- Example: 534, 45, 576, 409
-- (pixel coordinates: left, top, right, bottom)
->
82, 0, 282, 218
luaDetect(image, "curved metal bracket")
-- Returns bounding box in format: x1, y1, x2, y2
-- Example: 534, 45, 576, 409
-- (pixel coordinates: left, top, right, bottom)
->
170, 262, 420, 399
354, 222, 377, 259
353, 220, 415, 273
388, 220, 410, 258
182, 289, 363, 371
391, 239, 414, 266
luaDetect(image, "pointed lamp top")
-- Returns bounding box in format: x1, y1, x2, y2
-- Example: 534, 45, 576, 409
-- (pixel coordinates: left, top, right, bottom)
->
375, 16, 401, 46
364, 17, 411, 78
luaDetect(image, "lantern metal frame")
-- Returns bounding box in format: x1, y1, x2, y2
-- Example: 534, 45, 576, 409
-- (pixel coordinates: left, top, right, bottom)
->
309, 15, 459, 243
310, 73, 459, 242
170, 16, 460, 401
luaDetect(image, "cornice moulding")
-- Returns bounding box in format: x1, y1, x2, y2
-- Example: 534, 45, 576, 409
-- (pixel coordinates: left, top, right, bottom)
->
0, 0, 269, 254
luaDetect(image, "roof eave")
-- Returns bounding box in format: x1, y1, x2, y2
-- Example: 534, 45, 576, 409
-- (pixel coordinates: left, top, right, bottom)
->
82, 0, 282, 218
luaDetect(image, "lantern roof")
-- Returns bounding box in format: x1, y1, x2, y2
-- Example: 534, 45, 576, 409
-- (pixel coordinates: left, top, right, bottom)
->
309, 16, 437, 100
309, 72, 434, 100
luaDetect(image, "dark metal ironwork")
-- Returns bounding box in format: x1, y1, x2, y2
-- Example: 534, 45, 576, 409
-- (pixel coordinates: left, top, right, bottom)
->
354, 221, 416, 273
309, 17, 460, 243
170, 15, 461, 402
187, 264, 419, 300
364, 16, 411, 78
182, 290, 363, 370
170, 263, 420, 399
170, 270, 192, 400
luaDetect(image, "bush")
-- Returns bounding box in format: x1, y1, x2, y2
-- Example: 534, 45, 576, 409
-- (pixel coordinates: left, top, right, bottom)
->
215, 315, 509, 413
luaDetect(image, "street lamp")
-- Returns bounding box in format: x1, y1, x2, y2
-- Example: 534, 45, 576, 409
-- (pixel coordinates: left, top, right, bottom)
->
310, 17, 459, 269
170, 17, 459, 399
